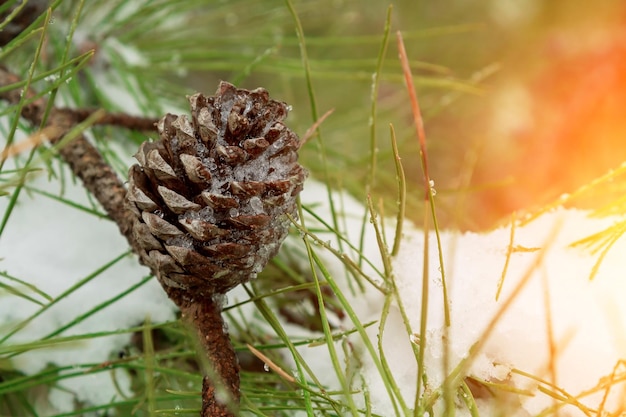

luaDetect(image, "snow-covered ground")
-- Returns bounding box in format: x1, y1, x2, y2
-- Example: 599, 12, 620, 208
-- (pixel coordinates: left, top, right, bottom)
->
2, 166, 626, 415
291, 180, 626, 416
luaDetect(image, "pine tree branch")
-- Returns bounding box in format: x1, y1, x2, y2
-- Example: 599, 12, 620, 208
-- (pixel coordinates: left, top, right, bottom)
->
181, 298, 240, 417
63, 107, 159, 131
0, 67, 143, 244
0, 66, 238, 416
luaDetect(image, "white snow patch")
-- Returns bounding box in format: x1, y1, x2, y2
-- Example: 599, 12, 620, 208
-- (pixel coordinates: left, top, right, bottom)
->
4, 158, 626, 415
290, 179, 626, 416
0, 156, 176, 412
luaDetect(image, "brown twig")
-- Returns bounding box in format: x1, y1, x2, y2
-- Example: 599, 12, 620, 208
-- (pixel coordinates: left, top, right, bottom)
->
181, 298, 240, 416
0, 0, 48, 47
63, 107, 159, 131
0, 67, 238, 416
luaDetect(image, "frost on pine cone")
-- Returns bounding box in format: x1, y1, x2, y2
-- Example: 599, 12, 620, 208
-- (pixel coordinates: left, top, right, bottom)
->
126, 82, 307, 298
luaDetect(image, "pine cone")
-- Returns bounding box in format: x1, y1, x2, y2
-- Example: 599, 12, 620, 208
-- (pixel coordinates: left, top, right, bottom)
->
126, 82, 307, 298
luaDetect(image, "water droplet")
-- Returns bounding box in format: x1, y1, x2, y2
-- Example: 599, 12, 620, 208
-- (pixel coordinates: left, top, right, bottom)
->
199, 206, 214, 219
229, 208, 239, 217
249, 196, 264, 214
225, 12, 238, 26
263, 363, 270, 372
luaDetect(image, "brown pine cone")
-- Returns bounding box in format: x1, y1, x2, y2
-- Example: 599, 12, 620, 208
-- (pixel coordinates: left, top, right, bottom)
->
126, 82, 307, 298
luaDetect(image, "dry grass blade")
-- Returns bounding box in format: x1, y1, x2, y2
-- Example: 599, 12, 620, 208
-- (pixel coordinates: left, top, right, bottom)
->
300, 108, 334, 146
246, 344, 296, 384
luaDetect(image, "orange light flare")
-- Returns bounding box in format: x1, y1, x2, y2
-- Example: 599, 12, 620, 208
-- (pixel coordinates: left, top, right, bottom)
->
477, 16, 626, 222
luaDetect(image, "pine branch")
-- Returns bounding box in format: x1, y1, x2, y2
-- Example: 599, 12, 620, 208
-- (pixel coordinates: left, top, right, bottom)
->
0, 66, 239, 416
185, 299, 241, 416
0, 66, 150, 245
61, 107, 159, 131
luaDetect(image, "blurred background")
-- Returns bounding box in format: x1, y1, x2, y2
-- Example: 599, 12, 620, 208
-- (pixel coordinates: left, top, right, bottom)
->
158, 0, 626, 230
7, 0, 626, 229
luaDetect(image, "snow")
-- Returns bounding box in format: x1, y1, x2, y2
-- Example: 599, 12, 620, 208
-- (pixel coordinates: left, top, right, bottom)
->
2, 145, 626, 415
0, 159, 177, 412
289, 180, 626, 416
389, 211, 626, 415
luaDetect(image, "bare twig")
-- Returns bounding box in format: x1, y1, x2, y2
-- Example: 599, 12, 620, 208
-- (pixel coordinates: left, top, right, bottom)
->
62, 107, 159, 131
